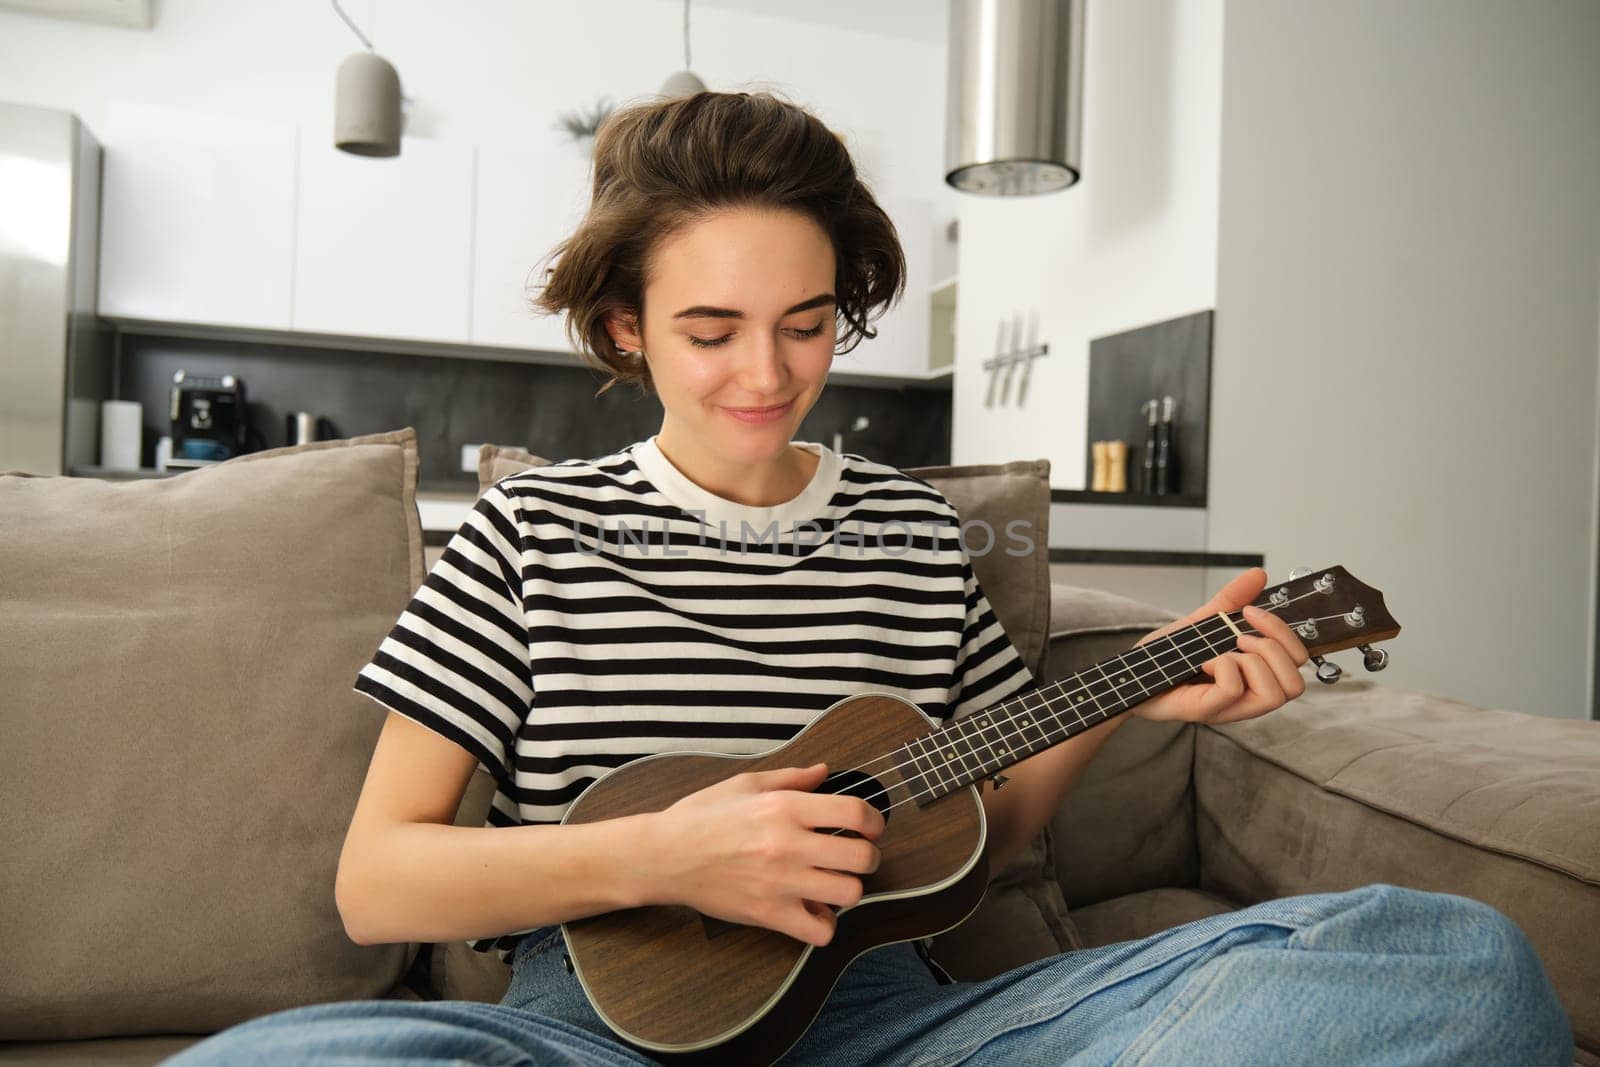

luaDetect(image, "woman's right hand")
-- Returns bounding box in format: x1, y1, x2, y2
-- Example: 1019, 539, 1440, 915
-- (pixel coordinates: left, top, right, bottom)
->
646, 762, 885, 947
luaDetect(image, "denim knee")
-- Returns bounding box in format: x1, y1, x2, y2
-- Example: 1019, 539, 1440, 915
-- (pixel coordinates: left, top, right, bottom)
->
1363, 884, 1573, 1063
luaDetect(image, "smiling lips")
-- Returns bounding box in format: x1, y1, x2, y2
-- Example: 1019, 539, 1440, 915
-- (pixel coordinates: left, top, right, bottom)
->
723, 398, 794, 423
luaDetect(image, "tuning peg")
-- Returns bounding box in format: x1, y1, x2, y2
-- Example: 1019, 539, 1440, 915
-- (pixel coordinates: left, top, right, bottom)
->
1360, 644, 1389, 672
1311, 654, 1342, 684
1287, 566, 1314, 580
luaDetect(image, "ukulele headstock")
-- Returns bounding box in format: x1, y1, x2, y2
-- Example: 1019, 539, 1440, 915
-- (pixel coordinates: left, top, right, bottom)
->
1254, 565, 1400, 682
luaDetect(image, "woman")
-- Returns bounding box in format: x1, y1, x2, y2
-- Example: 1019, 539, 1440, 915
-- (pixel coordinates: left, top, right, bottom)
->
165, 90, 1571, 1065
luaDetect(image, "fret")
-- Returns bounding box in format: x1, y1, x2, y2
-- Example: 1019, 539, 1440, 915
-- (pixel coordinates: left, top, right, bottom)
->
1060, 674, 1108, 727
965, 709, 1010, 782
1004, 687, 1056, 764
1151, 637, 1198, 681
904, 734, 938, 807
931, 718, 983, 791
1011, 697, 1049, 764
1090, 660, 1135, 715
912, 611, 1265, 804
1138, 642, 1175, 688
1163, 628, 1200, 673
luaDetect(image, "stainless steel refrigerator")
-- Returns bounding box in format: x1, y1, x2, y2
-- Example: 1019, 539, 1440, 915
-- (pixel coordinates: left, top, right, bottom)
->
0, 101, 113, 476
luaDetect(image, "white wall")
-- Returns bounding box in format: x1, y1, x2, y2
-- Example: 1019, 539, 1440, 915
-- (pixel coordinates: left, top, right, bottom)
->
0, 0, 958, 360
1209, 0, 1600, 719
951, 0, 1223, 482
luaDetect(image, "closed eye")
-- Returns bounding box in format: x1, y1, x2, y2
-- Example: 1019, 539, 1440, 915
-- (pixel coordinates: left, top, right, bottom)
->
688, 322, 827, 348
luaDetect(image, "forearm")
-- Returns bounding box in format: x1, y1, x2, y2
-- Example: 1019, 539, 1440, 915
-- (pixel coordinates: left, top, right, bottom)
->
337, 812, 663, 946
979, 712, 1129, 873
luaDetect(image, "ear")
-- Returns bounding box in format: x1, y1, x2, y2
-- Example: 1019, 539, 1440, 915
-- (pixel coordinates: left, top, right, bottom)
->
603, 309, 644, 353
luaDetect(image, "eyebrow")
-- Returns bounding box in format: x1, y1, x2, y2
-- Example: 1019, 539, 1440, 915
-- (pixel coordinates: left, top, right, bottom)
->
671, 293, 837, 321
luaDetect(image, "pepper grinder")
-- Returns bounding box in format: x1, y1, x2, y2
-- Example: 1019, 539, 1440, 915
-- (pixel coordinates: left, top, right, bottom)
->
1155, 395, 1177, 495
1139, 398, 1159, 494
1107, 440, 1128, 492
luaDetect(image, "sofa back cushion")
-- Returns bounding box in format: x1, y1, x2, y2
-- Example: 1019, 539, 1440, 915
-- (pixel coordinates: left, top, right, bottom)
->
0, 429, 426, 1041
1041, 583, 1200, 906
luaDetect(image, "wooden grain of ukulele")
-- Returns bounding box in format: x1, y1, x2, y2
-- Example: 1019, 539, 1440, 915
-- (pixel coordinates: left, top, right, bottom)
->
557, 565, 1400, 1065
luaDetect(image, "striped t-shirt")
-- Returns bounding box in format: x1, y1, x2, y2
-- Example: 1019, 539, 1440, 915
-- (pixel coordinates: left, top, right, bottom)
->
351, 434, 1037, 961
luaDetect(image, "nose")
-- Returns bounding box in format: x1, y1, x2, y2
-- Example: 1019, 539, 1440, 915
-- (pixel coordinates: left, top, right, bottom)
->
735, 331, 789, 394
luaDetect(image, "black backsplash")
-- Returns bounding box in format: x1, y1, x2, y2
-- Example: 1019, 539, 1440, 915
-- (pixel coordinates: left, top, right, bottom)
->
116, 333, 952, 490
1085, 310, 1212, 501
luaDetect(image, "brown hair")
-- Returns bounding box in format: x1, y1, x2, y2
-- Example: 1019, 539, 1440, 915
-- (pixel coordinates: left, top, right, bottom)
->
528, 89, 907, 397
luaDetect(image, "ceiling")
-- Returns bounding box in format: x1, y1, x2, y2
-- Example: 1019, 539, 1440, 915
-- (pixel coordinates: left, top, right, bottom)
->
687, 0, 949, 45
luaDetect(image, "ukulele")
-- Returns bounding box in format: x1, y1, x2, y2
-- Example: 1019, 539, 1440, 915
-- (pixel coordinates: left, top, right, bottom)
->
557, 565, 1400, 1065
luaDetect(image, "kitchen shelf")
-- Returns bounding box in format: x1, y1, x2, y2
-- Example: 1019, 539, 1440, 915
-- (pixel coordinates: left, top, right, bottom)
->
1051, 488, 1206, 508
1049, 548, 1262, 568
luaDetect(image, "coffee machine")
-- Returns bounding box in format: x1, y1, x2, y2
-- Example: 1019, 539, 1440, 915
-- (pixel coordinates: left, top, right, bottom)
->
168, 370, 248, 465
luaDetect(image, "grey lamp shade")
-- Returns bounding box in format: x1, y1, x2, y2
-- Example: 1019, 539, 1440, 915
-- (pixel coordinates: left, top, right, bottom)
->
659, 70, 708, 98
945, 0, 1086, 196
335, 52, 402, 157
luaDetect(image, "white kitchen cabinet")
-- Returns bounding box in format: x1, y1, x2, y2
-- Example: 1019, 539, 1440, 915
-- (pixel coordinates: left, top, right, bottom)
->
98, 100, 297, 329
470, 144, 592, 353
293, 135, 475, 344
830, 194, 932, 380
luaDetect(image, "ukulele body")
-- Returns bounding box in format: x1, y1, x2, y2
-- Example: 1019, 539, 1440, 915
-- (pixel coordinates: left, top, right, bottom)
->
559, 691, 990, 1065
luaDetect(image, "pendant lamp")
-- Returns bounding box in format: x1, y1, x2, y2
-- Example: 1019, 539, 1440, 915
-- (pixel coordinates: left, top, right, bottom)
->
946, 0, 1087, 196
332, 0, 403, 157
659, 0, 708, 97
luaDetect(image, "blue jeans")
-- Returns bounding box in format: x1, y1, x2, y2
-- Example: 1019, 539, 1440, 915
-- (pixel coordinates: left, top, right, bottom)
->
161, 883, 1573, 1065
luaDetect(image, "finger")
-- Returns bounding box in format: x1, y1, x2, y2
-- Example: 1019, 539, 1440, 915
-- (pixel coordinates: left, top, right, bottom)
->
807, 834, 881, 876
784, 895, 838, 947
1194, 567, 1269, 625
795, 870, 865, 910
1198, 653, 1246, 716
1243, 603, 1310, 667
790, 900, 837, 946
792, 794, 885, 838
1144, 568, 1268, 646
1237, 632, 1308, 700
1230, 649, 1284, 716
744, 762, 828, 792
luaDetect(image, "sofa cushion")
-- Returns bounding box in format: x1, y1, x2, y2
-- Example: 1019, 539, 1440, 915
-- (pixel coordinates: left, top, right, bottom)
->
0, 429, 426, 1041
1195, 679, 1600, 1057
1069, 887, 1239, 950
1037, 583, 1199, 908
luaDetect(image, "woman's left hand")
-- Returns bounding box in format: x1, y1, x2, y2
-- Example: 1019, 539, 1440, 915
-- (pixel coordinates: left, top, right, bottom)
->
1128, 567, 1311, 726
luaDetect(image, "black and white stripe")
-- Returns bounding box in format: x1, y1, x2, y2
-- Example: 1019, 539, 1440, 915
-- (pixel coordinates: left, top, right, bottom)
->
352, 441, 1035, 961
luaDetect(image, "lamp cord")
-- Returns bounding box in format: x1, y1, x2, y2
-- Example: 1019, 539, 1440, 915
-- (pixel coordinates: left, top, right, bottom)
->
331, 0, 374, 52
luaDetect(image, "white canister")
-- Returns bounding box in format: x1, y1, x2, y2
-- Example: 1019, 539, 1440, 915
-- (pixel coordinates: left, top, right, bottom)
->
100, 399, 143, 471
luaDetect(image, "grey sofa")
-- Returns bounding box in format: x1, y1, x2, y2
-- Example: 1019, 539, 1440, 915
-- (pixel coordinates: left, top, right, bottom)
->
3, 428, 1594, 1064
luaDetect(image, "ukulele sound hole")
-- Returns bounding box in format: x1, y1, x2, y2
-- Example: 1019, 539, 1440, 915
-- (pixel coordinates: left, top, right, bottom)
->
696, 769, 894, 942
815, 769, 893, 836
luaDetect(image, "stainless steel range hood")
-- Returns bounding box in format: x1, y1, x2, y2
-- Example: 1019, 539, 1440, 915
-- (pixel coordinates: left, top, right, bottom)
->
945, 0, 1087, 196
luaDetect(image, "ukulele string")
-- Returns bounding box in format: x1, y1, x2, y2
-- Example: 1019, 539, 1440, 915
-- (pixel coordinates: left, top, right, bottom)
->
809, 606, 1262, 805
823, 606, 1356, 833
815, 596, 1341, 833
814, 584, 1329, 797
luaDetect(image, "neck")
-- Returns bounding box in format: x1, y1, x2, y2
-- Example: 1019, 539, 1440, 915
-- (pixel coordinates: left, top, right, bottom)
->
903, 608, 1262, 802
653, 429, 813, 508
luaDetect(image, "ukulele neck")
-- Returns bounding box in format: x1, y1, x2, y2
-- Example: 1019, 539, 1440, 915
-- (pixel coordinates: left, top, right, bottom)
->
904, 609, 1261, 801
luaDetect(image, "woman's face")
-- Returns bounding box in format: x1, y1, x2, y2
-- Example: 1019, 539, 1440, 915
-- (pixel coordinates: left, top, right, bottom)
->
609, 206, 837, 467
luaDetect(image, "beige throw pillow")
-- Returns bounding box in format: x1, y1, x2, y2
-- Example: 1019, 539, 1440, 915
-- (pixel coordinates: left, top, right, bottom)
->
0, 428, 426, 1041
